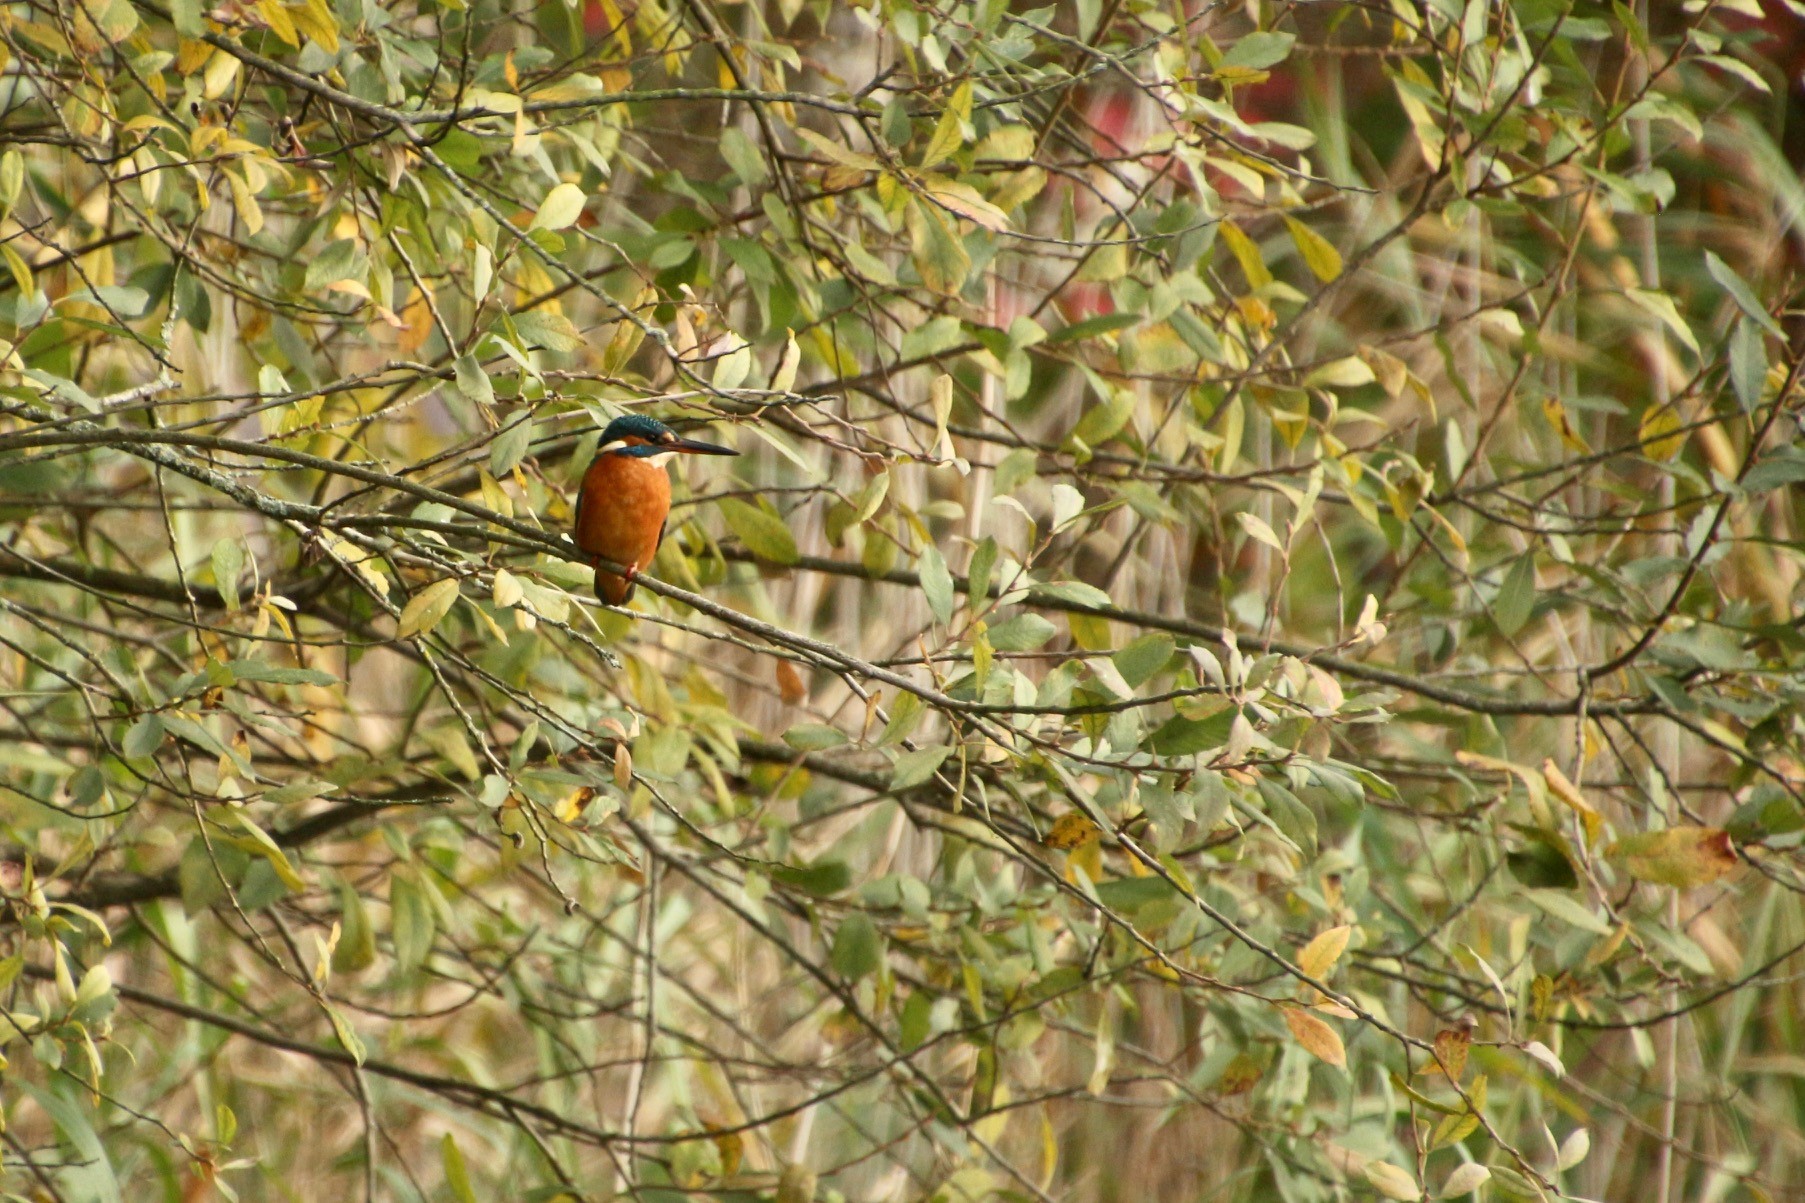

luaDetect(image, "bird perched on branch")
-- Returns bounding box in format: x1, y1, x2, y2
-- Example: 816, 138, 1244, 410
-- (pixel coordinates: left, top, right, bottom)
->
574, 414, 738, 604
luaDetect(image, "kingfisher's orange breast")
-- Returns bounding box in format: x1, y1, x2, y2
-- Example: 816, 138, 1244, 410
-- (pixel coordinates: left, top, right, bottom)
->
575, 453, 671, 603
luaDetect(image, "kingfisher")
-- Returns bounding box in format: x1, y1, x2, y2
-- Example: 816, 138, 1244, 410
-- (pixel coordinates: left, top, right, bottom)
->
574, 413, 738, 604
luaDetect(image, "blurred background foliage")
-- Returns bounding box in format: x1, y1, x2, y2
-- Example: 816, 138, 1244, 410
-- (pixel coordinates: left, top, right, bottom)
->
0, 0, 1803, 1199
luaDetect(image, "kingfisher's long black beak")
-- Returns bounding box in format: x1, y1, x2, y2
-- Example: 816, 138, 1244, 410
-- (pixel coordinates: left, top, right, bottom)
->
670, 436, 739, 456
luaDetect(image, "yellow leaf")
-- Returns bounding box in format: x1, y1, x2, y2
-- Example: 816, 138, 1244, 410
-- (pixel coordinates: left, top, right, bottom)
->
492, 568, 523, 608
530, 182, 587, 231
202, 49, 241, 101
226, 810, 305, 891
397, 577, 460, 639
1283, 1005, 1346, 1069
1540, 395, 1590, 455
292, 0, 339, 53
793, 128, 880, 171
1297, 924, 1351, 980
1043, 811, 1101, 851
0, 244, 32, 297
228, 171, 263, 235
258, 0, 299, 46
1219, 220, 1272, 288
1284, 215, 1342, 281
1605, 826, 1738, 890
1362, 1160, 1422, 1201
920, 80, 971, 169
1639, 402, 1686, 461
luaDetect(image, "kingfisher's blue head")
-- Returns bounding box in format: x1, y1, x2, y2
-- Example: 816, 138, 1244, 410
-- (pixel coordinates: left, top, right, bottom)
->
597, 414, 737, 458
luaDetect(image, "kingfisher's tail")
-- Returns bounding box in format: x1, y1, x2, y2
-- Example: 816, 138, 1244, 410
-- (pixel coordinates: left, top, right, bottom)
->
593, 563, 636, 606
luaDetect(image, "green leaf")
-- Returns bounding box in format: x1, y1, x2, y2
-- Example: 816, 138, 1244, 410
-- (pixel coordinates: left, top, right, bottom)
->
986, 613, 1056, 651
1032, 580, 1114, 608
1222, 30, 1295, 70
831, 913, 883, 981
1625, 288, 1699, 357
909, 200, 970, 295
511, 310, 584, 352
327, 1003, 366, 1064
390, 868, 435, 972
1046, 312, 1140, 344
332, 878, 376, 974
1522, 888, 1611, 935
491, 414, 533, 476
1745, 454, 1805, 494
919, 543, 954, 625
1729, 317, 1766, 412
442, 1134, 478, 1203
454, 354, 495, 407
397, 577, 460, 640
1148, 707, 1236, 755
878, 691, 924, 747
122, 714, 164, 760
170, 0, 205, 36
718, 497, 799, 564
1068, 388, 1136, 450
920, 80, 971, 169
20, 1083, 121, 1203
967, 536, 998, 604
782, 723, 848, 751
210, 538, 244, 611
1493, 554, 1535, 636
227, 659, 339, 687
720, 126, 767, 185
1113, 633, 1175, 688
303, 239, 362, 293
1704, 251, 1784, 338
891, 744, 952, 789
770, 859, 851, 897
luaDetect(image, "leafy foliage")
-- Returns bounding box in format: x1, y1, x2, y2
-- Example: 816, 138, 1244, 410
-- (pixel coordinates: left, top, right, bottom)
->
0, 0, 1802, 1201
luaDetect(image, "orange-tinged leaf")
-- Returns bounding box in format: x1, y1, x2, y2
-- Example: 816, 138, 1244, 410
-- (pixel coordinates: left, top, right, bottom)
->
923, 178, 1010, 232
1540, 758, 1603, 845
1283, 1006, 1346, 1069
1605, 826, 1738, 889
1217, 1052, 1262, 1095
1426, 1026, 1470, 1080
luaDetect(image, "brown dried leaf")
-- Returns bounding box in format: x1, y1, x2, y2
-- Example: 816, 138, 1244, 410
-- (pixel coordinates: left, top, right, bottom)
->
775, 658, 807, 706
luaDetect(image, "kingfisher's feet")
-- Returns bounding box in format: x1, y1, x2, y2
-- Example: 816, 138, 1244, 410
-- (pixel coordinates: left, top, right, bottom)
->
622, 560, 641, 583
